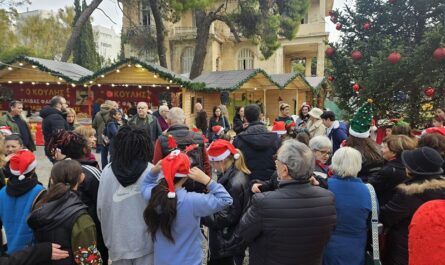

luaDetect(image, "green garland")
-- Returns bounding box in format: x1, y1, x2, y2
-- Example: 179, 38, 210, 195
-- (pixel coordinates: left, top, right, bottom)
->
1, 56, 87, 83
79, 57, 205, 90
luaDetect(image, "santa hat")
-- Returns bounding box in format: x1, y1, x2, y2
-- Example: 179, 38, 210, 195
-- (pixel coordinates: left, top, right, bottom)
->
9, 150, 37, 181
285, 120, 296, 130
207, 139, 240, 161
0, 126, 12, 135
272, 121, 286, 135
191, 127, 199, 133
162, 150, 191, 199
349, 99, 374, 138
423, 127, 445, 136
212, 126, 224, 135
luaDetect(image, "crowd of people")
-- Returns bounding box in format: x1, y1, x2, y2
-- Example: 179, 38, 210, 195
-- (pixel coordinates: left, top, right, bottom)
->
0, 95, 445, 265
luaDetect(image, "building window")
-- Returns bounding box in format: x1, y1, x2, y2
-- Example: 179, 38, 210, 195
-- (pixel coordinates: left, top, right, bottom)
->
181, 47, 195, 74
140, 0, 151, 26
237, 48, 254, 70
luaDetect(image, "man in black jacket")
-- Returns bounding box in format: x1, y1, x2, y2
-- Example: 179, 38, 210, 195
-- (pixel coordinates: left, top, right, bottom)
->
233, 104, 280, 181
128, 102, 161, 156
236, 140, 336, 265
39, 96, 69, 158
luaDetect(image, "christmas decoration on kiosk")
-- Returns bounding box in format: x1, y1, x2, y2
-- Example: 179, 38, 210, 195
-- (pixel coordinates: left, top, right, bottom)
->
387, 51, 401, 64
336, 23, 343, 30
424, 87, 435, 97
363, 23, 371, 30
433, 48, 445, 61
351, 51, 363, 61
325, 47, 336, 58
328, 75, 335, 81
352, 83, 360, 92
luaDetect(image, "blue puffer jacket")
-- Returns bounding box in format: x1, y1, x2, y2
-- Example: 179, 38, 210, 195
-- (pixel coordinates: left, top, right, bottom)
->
233, 121, 280, 181
327, 121, 348, 153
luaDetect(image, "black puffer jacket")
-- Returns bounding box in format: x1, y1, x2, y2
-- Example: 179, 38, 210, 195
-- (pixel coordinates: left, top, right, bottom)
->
381, 177, 445, 265
369, 157, 407, 206
204, 166, 250, 260
40, 106, 69, 155
233, 122, 280, 181
237, 180, 337, 265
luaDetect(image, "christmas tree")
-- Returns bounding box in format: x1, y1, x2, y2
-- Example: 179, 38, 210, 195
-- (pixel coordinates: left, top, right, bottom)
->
327, 0, 445, 127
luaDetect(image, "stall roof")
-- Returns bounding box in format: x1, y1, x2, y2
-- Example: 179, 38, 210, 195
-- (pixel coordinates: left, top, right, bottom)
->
193, 69, 280, 91
270, 72, 313, 91
0, 56, 93, 83
304, 76, 327, 90
79, 58, 204, 89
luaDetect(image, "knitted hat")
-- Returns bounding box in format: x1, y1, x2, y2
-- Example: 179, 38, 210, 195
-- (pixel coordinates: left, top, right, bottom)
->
207, 139, 240, 161
212, 126, 224, 135
9, 150, 37, 181
401, 147, 444, 177
0, 126, 12, 135
162, 150, 191, 199
349, 99, 374, 138
272, 121, 286, 135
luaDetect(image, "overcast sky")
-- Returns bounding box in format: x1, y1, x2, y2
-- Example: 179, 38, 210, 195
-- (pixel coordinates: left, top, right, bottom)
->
17, 0, 347, 41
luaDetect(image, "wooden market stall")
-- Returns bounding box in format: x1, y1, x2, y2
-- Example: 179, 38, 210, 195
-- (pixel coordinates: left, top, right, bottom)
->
269, 73, 314, 120
190, 69, 280, 126
79, 58, 198, 117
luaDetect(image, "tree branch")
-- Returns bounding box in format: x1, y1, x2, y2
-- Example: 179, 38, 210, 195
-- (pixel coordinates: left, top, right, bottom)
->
214, 14, 241, 43
61, 0, 103, 62
96, 7, 116, 24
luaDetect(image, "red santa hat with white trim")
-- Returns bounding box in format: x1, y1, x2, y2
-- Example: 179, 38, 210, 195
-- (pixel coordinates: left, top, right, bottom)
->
212, 125, 224, 136
272, 121, 287, 135
162, 150, 191, 199
9, 150, 37, 181
207, 139, 240, 161
0, 126, 12, 135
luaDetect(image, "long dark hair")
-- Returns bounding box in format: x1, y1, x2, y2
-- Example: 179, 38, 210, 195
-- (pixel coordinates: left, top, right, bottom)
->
144, 178, 182, 242
235, 106, 243, 120
109, 108, 119, 121
212, 106, 221, 119
47, 130, 88, 159
34, 160, 83, 209
346, 135, 384, 163
111, 125, 153, 164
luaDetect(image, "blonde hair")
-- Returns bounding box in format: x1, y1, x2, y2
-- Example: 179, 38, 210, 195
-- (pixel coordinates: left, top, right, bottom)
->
383, 135, 417, 157
74, 126, 96, 139
224, 148, 251, 175
66, 108, 78, 125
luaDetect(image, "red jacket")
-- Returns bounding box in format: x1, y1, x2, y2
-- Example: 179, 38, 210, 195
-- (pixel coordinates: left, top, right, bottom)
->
409, 200, 445, 265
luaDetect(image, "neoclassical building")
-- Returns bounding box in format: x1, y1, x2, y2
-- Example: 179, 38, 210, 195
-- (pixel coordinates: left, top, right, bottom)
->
120, 0, 333, 77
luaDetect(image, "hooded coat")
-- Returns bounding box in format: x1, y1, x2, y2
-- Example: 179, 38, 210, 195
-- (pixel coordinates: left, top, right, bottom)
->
381, 177, 445, 265
40, 106, 69, 156
307, 118, 326, 138
27, 191, 100, 265
233, 121, 280, 181
326, 121, 348, 153
0, 112, 35, 151
92, 104, 113, 146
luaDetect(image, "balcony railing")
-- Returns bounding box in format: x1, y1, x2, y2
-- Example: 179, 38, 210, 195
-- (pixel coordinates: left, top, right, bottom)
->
125, 25, 156, 37
172, 27, 197, 36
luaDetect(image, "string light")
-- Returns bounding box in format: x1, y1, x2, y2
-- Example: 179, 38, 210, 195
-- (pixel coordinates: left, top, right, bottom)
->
45, 82, 50, 86
135, 64, 142, 68
127, 64, 131, 67
89, 80, 93, 84
153, 74, 158, 78
97, 84, 102, 87
57, 81, 61, 85
125, 84, 129, 87
166, 86, 170, 90
32, 65, 37, 68
111, 84, 115, 87
101, 74, 105, 78
7, 67, 12, 70
138, 85, 142, 88
116, 69, 120, 73
19, 63, 23, 66
19, 81, 23, 84
169, 80, 173, 83
7, 81, 12, 83
152, 84, 155, 87
31, 82, 35, 85
71, 83, 76, 87
58, 77, 63, 81
83, 84, 87, 87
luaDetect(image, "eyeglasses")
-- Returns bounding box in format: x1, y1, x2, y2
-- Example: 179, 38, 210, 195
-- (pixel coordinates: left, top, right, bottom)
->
315, 149, 331, 156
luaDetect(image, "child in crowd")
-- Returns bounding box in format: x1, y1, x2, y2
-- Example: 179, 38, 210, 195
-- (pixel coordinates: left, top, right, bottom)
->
142, 150, 232, 265
28, 160, 102, 265
0, 150, 44, 253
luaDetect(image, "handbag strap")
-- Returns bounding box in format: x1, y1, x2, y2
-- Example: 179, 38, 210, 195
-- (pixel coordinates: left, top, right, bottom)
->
366, 183, 380, 261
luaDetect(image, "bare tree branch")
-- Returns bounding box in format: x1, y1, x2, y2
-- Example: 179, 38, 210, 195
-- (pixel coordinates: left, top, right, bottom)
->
96, 7, 117, 24
61, 0, 103, 62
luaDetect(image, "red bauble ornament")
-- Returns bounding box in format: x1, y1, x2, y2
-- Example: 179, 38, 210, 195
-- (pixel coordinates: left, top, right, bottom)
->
432, 48, 445, 61
351, 50, 363, 61
387, 51, 401, 64
106, 91, 113, 98
336, 23, 343, 30
328, 75, 334, 81
363, 23, 371, 30
424, 87, 435, 97
325, 47, 335, 58
352, 83, 360, 92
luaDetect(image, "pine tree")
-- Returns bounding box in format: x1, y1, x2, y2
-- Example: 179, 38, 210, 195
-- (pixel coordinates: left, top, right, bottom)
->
72, 0, 100, 70
328, 0, 445, 127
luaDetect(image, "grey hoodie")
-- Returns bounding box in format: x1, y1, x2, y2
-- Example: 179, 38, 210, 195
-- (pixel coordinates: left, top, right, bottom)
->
97, 163, 154, 263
